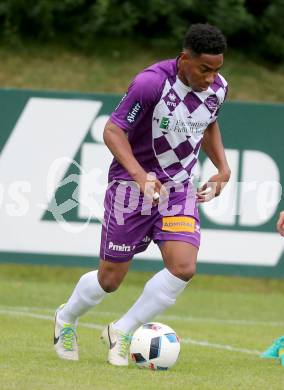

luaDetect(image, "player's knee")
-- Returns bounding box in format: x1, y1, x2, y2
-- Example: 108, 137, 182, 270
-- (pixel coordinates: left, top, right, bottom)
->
98, 274, 123, 293
170, 263, 196, 282
99, 276, 121, 293
98, 259, 130, 292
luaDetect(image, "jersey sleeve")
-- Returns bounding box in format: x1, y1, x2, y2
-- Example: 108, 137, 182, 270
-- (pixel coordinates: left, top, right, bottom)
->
209, 75, 229, 124
110, 70, 163, 132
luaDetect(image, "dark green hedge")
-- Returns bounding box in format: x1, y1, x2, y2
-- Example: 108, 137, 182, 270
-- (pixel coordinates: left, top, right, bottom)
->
0, 0, 283, 61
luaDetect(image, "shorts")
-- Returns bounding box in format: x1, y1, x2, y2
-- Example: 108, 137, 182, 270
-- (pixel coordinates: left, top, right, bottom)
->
100, 180, 200, 262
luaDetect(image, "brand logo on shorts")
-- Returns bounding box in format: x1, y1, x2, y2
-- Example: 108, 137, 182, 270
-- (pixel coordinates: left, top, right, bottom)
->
108, 241, 135, 252
162, 216, 195, 233
126, 101, 142, 123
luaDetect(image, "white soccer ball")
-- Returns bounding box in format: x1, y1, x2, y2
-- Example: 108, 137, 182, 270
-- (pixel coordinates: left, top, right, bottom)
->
130, 322, 180, 370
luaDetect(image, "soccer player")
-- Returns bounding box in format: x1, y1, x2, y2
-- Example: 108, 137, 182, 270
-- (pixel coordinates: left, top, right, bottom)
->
54, 23, 231, 365
260, 210, 284, 365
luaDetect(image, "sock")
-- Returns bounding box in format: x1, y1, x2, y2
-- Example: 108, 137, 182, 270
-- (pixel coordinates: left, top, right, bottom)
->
59, 270, 106, 324
114, 268, 188, 334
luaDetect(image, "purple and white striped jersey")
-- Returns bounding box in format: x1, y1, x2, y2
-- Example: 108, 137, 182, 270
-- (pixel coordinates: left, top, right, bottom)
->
109, 58, 228, 183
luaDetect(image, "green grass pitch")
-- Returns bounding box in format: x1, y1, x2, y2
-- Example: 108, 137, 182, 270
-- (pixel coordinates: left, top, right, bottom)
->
0, 263, 284, 390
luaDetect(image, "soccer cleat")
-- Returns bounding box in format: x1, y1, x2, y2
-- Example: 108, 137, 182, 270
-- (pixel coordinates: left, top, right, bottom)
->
100, 322, 132, 366
260, 336, 284, 359
54, 304, 79, 361
278, 342, 284, 367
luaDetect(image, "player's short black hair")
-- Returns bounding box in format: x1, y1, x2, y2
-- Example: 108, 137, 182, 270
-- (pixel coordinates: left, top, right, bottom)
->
183, 24, 227, 55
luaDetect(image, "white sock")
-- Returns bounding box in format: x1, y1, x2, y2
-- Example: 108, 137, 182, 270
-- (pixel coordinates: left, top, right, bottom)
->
59, 270, 106, 324
114, 268, 188, 334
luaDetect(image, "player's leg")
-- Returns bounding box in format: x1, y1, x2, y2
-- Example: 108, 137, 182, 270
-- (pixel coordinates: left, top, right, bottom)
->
160, 240, 197, 280
113, 186, 200, 337
54, 259, 131, 361
54, 179, 139, 361
113, 240, 197, 334
107, 184, 200, 366
58, 259, 131, 323
100, 237, 153, 366
102, 241, 197, 367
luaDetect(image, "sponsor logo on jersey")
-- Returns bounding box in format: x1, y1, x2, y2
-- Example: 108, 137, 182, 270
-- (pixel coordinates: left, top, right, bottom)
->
126, 101, 142, 123
162, 216, 195, 233
159, 117, 208, 135
159, 117, 170, 130
108, 241, 136, 252
182, 120, 208, 134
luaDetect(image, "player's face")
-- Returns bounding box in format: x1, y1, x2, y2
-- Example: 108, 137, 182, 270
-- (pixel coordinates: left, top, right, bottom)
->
178, 51, 224, 92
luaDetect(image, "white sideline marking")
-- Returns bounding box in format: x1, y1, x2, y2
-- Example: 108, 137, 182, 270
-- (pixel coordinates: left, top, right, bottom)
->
182, 338, 260, 355
1, 305, 284, 327
0, 309, 103, 331
160, 314, 284, 327
0, 308, 261, 355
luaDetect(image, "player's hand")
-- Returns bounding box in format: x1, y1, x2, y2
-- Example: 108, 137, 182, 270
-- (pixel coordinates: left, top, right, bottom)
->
135, 171, 165, 205
197, 171, 230, 203
277, 211, 284, 237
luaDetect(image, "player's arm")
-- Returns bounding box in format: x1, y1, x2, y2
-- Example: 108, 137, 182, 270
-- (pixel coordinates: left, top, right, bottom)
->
103, 120, 162, 198
104, 70, 164, 200
103, 119, 149, 184
277, 211, 284, 237
197, 120, 231, 202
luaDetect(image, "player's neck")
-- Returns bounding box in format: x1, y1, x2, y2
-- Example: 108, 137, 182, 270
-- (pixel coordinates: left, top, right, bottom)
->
178, 73, 189, 86
177, 58, 191, 89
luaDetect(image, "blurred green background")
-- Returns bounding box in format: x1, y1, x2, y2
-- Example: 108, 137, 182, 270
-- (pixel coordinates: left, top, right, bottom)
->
0, 0, 284, 102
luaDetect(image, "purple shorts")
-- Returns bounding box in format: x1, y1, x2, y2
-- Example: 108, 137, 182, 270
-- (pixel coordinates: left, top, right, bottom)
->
100, 181, 200, 262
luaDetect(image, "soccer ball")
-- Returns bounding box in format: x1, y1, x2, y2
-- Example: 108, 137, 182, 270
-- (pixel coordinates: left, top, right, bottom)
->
130, 322, 180, 370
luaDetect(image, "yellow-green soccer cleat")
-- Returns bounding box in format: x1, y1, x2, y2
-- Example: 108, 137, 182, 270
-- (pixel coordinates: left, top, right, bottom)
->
260, 336, 284, 359
54, 304, 79, 361
100, 322, 131, 366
